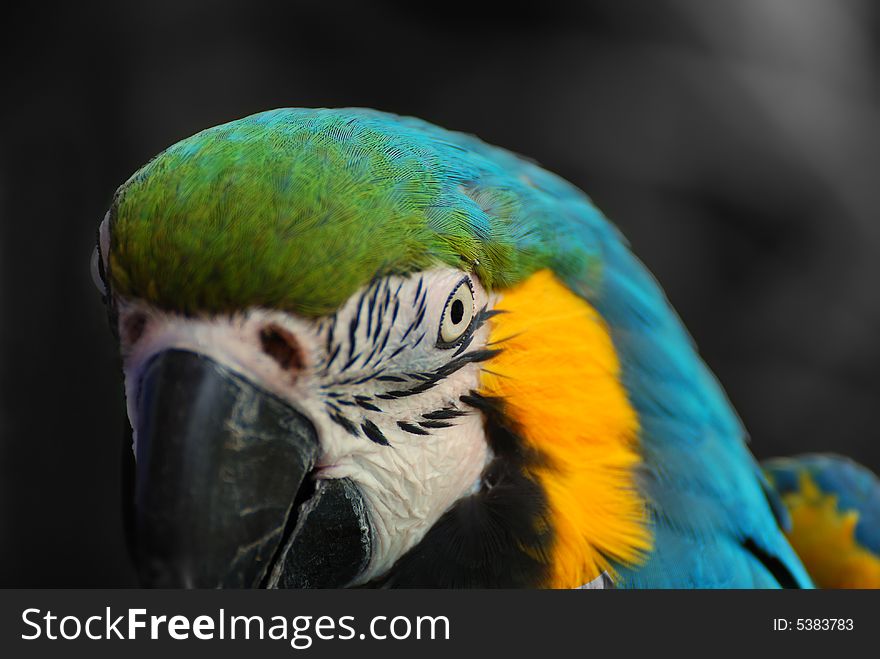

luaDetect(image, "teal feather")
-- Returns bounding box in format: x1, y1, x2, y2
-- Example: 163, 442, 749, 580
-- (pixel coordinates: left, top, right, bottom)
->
593, 236, 811, 587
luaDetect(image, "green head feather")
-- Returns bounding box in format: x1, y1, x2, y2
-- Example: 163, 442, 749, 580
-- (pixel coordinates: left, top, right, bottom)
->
109, 108, 609, 316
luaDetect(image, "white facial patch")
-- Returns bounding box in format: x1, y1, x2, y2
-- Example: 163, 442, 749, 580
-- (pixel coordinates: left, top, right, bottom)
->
116, 268, 497, 585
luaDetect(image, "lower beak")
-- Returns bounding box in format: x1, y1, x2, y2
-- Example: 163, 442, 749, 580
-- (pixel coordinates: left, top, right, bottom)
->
131, 349, 370, 588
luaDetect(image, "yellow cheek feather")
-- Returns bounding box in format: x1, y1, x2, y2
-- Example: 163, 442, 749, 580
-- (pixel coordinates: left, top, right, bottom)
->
780, 474, 880, 589
479, 269, 651, 588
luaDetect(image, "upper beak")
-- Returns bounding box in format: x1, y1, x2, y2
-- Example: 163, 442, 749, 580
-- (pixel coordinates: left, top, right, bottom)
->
131, 348, 371, 588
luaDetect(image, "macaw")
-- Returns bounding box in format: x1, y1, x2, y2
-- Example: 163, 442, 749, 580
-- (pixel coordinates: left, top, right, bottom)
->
91, 108, 880, 588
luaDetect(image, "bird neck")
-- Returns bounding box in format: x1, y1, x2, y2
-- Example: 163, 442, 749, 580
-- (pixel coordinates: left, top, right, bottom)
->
479, 269, 652, 587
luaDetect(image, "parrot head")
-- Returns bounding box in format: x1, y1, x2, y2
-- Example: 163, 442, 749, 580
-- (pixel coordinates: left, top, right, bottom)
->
94, 108, 650, 588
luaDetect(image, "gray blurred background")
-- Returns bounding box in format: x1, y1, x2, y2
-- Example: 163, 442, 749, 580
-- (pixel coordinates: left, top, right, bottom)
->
1, 0, 878, 585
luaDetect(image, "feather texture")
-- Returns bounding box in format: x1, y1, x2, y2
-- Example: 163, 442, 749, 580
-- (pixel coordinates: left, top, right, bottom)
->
109, 108, 814, 587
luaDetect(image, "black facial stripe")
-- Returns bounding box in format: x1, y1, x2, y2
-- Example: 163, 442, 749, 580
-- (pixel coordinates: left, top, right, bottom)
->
324, 343, 341, 370
418, 420, 453, 429
324, 314, 336, 354
434, 349, 498, 378
374, 348, 499, 401
372, 307, 384, 342
355, 399, 382, 412
318, 277, 399, 384
376, 375, 405, 382
366, 281, 380, 339
359, 341, 382, 370
329, 412, 359, 437
476, 308, 504, 324
361, 419, 390, 446
413, 276, 423, 307
397, 421, 430, 436
451, 333, 474, 358
350, 371, 383, 385
416, 291, 428, 321
375, 327, 392, 359
413, 304, 426, 329
381, 283, 391, 317
348, 289, 366, 361
387, 344, 407, 360
372, 283, 386, 341
458, 392, 488, 410
315, 274, 503, 447
379, 380, 439, 400
339, 352, 361, 373
399, 310, 421, 343
422, 408, 469, 420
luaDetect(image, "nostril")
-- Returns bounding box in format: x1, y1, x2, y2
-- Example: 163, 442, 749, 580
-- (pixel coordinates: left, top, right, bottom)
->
259, 324, 303, 372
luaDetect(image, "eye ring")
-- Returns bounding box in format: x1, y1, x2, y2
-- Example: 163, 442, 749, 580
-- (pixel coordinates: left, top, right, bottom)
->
437, 277, 475, 348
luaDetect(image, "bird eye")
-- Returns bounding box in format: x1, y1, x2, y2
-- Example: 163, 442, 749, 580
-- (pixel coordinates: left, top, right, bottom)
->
90, 245, 107, 296
438, 278, 475, 347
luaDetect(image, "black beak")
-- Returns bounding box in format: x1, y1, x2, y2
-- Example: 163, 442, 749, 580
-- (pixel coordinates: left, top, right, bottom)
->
132, 349, 371, 588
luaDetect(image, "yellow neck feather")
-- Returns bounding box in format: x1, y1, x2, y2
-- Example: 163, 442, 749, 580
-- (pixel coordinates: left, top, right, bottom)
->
479, 269, 651, 588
